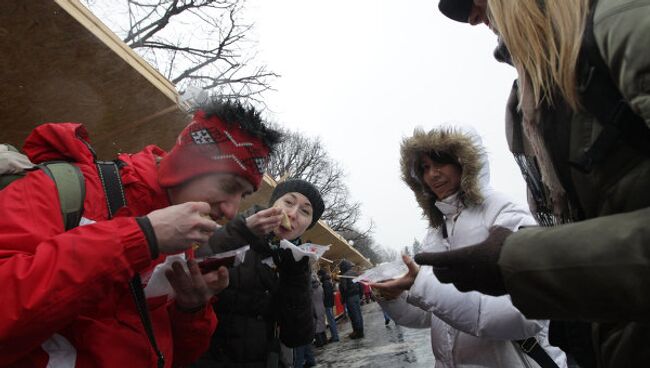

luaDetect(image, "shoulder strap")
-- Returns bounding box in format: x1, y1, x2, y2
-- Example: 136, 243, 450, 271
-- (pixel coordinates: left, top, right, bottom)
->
0, 173, 25, 191
39, 162, 85, 231
572, 0, 650, 172
96, 160, 164, 368
515, 338, 560, 368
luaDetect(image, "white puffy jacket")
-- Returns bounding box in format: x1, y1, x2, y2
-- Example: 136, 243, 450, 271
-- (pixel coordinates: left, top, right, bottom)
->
383, 127, 568, 368
382, 191, 567, 368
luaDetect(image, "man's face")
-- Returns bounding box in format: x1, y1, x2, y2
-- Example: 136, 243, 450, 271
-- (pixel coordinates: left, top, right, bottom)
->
272, 192, 313, 241
420, 154, 462, 200
468, 0, 490, 27
170, 173, 253, 221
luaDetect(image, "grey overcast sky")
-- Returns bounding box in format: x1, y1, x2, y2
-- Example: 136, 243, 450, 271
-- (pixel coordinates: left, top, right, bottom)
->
243, 0, 527, 250
87, 0, 528, 252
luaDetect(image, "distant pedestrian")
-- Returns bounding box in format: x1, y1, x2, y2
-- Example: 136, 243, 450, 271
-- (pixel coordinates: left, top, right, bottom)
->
383, 310, 391, 326
338, 260, 364, 339
311, 272, 327, 347
318, 268, 339, 342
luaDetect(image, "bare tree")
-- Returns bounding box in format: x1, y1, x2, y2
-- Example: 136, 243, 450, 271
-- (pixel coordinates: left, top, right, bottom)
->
82, 0, 278, 104
267, 127, 371, 236
339, 229, 382, 265
411, 238, 423, 255
339, 229, 399, 265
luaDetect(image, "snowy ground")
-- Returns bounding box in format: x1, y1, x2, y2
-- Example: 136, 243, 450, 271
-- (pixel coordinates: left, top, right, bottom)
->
312, 302, 435, 368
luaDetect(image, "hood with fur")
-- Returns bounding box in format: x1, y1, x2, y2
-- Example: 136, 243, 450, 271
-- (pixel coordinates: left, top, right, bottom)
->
400, 126, 488, 228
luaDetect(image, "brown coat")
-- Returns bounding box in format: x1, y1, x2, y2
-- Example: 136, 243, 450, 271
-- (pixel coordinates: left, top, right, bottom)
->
500, 0, 650, 366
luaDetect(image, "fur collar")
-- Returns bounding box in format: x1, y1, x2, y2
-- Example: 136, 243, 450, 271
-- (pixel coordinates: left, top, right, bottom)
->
400, 127, 486, 229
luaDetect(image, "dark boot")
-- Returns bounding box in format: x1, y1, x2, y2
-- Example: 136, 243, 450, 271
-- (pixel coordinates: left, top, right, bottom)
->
314, 332, 326, 347
350, 330, 364, 339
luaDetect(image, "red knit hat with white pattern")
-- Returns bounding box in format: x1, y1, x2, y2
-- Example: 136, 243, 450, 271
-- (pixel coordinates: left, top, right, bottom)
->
158, 110, 273, 190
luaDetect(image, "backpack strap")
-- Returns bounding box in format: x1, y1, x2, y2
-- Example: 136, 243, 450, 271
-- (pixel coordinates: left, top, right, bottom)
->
39, 162, 85, 231
96, 161, 127, 217
571, 0, 650, 172
515, 337, 560, 368
96, 160, 164, 368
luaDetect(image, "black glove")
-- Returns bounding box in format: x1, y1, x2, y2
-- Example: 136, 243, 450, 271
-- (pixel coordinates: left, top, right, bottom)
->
413, 226, 512, 296
272, 248, 310, 284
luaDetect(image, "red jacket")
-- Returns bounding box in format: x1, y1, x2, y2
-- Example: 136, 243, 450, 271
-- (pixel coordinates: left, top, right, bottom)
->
0, 123, 217, 367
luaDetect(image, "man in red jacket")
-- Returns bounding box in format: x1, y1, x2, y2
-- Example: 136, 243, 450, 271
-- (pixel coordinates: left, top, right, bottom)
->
0, 98, 282, 367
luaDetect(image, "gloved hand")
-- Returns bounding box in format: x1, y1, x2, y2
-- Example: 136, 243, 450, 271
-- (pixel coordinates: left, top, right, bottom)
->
413, 226, 512, 296
272, 247, 310, 278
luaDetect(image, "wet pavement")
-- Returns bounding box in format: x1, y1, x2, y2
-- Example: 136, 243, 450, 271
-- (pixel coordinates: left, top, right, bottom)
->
312, 302, 435, 368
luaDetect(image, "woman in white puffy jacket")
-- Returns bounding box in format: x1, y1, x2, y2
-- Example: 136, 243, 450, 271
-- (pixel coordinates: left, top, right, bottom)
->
372, 126, 567, 368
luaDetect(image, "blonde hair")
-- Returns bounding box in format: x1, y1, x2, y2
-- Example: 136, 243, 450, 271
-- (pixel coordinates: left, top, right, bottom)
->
488, 0, 590, 110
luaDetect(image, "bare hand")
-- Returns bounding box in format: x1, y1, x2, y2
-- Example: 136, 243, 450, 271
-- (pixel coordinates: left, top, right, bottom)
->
370, 254, 419, 300
203, 266, 229, 295
147, 202, 218, 254
165, 259, 220, 312
245, 207, 283, 237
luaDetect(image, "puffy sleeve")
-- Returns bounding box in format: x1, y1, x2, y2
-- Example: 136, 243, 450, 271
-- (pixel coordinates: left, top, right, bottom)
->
500, 207, 650, 321
483, 190, 537, 230
594, 0, 650, 127
407, 266, 544, 340
378, 292, 431, 329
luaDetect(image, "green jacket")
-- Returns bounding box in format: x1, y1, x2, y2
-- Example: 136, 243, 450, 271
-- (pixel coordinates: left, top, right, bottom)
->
500, 0, 650, 367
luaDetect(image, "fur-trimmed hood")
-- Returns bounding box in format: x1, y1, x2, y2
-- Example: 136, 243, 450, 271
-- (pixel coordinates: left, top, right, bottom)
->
400, 126, 489, 228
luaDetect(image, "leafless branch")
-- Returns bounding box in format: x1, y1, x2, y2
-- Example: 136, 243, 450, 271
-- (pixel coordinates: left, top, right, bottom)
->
82, 0, 277, 105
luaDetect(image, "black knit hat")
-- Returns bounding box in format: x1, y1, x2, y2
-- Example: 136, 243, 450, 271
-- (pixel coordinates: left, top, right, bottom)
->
269, 179, 325, 229
438, 0, 473, 23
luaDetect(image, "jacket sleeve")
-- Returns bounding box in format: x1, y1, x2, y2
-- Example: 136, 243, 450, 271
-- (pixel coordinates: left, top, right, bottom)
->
0, 170, 152, 365
276, 267, 315, 348
168, 302, 218, 366
500, 207, 650, 321
484, 190, 538, 230
378, 293, 431, 329
407, 266, 544, 340
201, 207, 263, 256
594, 0, 650, 127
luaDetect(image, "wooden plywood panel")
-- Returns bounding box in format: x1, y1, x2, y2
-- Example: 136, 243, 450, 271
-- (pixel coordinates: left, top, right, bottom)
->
0, 0, 187, 159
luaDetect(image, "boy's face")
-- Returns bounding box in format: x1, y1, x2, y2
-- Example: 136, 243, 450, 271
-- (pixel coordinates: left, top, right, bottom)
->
272, 192, 313, 241
170, 173, 253, 221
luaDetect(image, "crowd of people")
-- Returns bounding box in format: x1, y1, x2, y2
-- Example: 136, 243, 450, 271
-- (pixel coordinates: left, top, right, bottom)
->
0, 0, 648, 367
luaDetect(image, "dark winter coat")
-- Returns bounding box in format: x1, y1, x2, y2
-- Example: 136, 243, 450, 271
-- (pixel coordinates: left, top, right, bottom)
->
338, 260, 361, 300
195, 207, 314, 368
319, 271, 335, 308
501, 0, 650, 366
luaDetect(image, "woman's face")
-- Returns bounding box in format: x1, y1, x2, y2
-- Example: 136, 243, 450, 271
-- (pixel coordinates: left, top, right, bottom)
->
420, 154, 462, 200
272, 192, 313, 240
468, 0, 490, 27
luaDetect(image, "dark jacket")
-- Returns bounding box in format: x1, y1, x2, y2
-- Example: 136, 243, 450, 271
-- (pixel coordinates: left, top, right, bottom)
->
195, 207, 314, 368
501, 1, 650, 366
318, 271, 335, 308
338, 260, 361, 300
